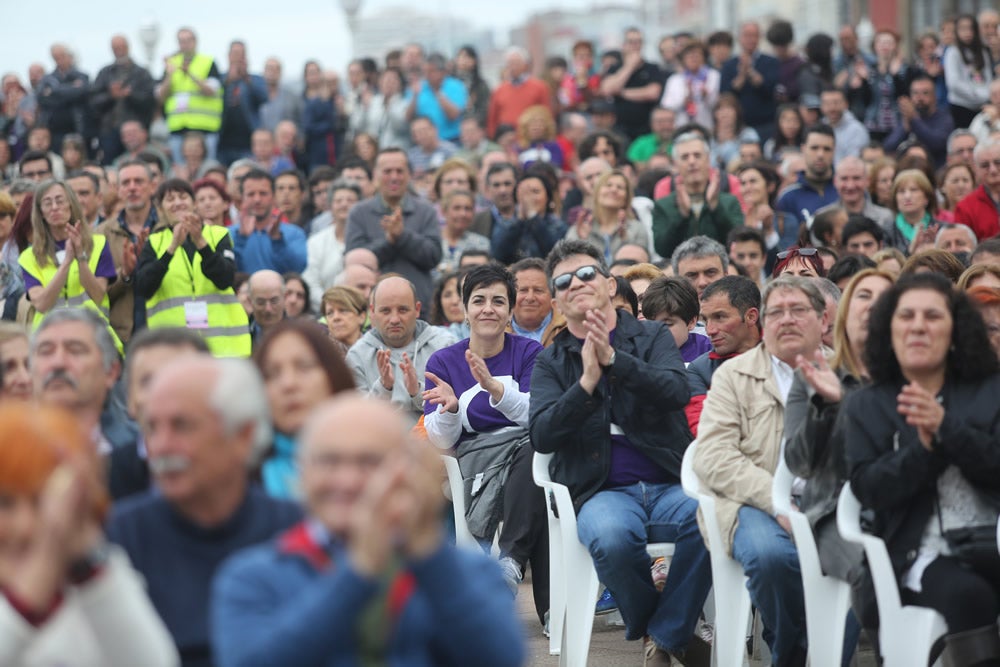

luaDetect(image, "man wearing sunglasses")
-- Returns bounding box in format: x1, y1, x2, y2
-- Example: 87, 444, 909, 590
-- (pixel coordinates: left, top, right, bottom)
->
530, 239, 712, 666
956, 139, 1000, 241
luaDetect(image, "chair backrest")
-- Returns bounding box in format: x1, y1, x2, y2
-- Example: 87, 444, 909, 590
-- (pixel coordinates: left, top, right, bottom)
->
771, 450, 794, 516
836, 483, 904, 615
533, 450, 554, 485
681, 439, 700, 500
441, 454, 477, 548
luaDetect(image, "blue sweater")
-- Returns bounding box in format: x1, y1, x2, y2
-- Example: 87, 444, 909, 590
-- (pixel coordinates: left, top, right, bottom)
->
106, 487, 302, 667
228, 222, 307, 274
211, 523, 525, 667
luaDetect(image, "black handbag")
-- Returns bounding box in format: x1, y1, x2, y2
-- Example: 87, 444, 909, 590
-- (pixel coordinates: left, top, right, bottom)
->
936, 496, 1000, 572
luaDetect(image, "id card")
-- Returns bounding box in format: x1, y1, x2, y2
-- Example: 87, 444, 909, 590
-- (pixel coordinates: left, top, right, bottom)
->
174, 92, 191, 112
184, 300, 209, 329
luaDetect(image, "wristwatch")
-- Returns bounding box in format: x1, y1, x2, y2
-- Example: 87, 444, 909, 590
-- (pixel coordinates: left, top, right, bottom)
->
602, 350, 616, 369
77, 251, 89, 262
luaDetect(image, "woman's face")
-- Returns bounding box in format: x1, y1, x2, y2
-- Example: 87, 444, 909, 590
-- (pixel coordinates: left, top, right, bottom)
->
879, 257, 903, 278
895, 181, 929, 217
304, 63, 322, 89
874, 33, 898, 59
162, 190, 194, 221
682, 48, 704, 72
261, 331, 332, 435
454, 50, 475, 73
779, 256, 820, 278
970, 272, 1000, 289
466, 282, 511, 340
527, 117, 547, 141
595, 174, 628, 211
62, 145, 82, 168
195, 187, 225, 223
379, 70, 402, 96
439, 168, 471, 199
957, 18, 975, 45
354, 136, 376, 162
331, 188, 359, 224
516, 177, 548, 214
979, 305, 1000, 359
0, 337, 31, 401
39, 184, 72, 228
942, 168, 974, 207
444, 195, 474, 235
715, 105, 737, 128
778, 110, 801, 140
891, 288, 953, 378
440, 277, 464, 324
739, 168, 768, 206
283, 279, 307, 318
845, 275, 893, 355
325, 302, 366, 346
875, 167, 896, 203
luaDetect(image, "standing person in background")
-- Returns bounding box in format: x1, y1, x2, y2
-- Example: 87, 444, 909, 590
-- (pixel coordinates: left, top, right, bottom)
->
721, 22, 779, 140
90, 35, 155, 165
601, 28, 664, 141
217, 41, 268, 167
36, 44, 92, 152
352, 66, 410, 151
158, 28, 223, 166
858, 30, 908, 143
455, 45, 491, 127
944, 14, 993, 128
661, 42, 719, 132
258, 58, 302, 134
488, 48, 551, 141
406, 53, 467, 143
300, 60, 338, 170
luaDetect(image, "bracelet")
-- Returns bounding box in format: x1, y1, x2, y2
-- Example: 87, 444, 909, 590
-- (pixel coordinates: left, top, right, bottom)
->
77, 252, 88, 262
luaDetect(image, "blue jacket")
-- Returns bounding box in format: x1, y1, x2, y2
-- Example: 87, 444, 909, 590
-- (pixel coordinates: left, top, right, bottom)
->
775, 173, 839, 249
882, 106, 955, 168
229, 221, 307, 274
211, 522, 525, 667
719, 53, 779, 133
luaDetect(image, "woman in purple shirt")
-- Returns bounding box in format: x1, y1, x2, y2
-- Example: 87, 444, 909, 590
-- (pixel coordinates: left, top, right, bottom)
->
422, 263, 550, 628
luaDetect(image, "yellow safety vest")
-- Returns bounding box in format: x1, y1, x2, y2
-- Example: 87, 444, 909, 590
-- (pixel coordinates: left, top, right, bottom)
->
18, 234, 124, 353
164, 53, 223, 133
145, 225, 250, 358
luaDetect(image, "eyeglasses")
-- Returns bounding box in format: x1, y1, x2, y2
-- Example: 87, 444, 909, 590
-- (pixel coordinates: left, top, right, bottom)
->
776, 247, 818, 260
763, 305, 816, 322
552, 265, 607, 292
39, 196, 68, 210
978, 158, 1000, 171
23, 169, 51, 179
252, 296, 283, 308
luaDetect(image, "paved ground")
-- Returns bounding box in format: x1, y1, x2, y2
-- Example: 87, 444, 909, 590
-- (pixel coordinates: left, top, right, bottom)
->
515, 574, 880, 666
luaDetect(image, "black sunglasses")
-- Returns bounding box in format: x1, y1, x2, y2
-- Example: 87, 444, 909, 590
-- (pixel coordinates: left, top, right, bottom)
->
552, 265, 607, 292
777, 247, 819, 260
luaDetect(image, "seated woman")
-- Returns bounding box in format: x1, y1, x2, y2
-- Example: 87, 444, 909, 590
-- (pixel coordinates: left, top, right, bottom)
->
254, 319, 356, 499
430, 270, 468, 340
887, 169, 942, 254
784, 268, 895, 639
320, 285, 367, 354
0, 404, 179, 667
565, 169, 650, 263
967, 286, 1000, 360
135, 179, 250, 358
772, 245, 825, 279
422, 263, 549, 626
491, 171, 568, 264
843, 272, 1000, 665
437, 190, 490, 276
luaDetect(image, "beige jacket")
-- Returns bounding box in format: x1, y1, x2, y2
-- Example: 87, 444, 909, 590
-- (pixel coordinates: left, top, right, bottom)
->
693, 343, 785, 556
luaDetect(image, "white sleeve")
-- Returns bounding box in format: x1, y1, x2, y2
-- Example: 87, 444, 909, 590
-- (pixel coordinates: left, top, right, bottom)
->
424, 405, 464, 449
77, 547, 180, 667
488, 376, 531, 429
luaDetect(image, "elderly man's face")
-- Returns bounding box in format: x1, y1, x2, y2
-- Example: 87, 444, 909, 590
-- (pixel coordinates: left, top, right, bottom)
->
371, 279, 420, 348
31, 320, 116, 414
762, 286, 825, 365
251, 278, 285, 327
937, 227, 976, 253
143, 367, 251, 510
513, 268, 553, 330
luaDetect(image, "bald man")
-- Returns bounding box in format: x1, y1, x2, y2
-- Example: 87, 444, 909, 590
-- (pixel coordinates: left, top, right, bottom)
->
248, 270, 285, 346
92, 34, 156, 165
211, 395, 524, 666
345, 276, 455, 424
108, 357, 301, 667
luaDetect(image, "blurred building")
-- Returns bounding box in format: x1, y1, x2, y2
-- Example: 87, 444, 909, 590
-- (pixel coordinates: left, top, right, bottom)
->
353, 6, 494, 66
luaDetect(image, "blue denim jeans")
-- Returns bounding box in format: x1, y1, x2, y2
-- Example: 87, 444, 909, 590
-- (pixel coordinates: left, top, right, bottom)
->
731, 505, 807, 665
576, 481, 712, 652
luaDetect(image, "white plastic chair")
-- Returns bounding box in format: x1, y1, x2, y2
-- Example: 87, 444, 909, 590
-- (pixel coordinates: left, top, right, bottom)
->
772, 456, 852, 667
532, 451, 674, 665
441, 454, 478, 549
836, 483, 947, 667
681, 440, 753, 667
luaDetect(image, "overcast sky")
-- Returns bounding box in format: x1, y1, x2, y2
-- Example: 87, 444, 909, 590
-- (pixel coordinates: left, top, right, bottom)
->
2, 0, 605, 81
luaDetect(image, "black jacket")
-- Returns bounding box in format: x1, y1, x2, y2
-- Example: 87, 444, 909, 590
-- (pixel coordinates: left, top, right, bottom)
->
843, 374, 1000, 577
529, 309, 691, 510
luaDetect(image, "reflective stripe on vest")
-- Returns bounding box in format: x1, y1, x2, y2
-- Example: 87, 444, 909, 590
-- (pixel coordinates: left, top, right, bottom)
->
164, 53, 223, 133
18, 235, 123, 353
145, 226, 251, 358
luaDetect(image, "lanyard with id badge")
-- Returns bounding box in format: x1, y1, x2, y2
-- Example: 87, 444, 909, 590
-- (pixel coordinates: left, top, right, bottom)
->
179, 243, 209, 329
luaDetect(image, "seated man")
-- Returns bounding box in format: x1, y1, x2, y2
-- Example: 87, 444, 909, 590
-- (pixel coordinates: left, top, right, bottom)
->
693, 275, 827, 667
530, 239, 712, 665
685, 276, 762, 435
107, 356, 301, 666
345, 276, 455, 424
640, 275, 712, 363
506, 257, 567, 346
211, 395, 524, 667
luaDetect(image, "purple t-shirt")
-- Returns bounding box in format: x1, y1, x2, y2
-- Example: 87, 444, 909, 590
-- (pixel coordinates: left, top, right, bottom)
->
680, 331, 713, 363
423, 334, 542, 444
21, 238, 117, 292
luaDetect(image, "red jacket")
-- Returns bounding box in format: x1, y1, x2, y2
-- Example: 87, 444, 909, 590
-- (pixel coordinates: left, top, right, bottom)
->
955, 185, 1000, 240
487, 77, 551, 138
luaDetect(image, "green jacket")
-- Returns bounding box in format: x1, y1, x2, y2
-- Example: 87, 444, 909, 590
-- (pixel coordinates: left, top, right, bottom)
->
652, 192, 744, 259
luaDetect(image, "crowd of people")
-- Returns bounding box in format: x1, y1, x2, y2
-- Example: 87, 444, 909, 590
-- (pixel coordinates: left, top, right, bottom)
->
5, 10, 1000, 667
